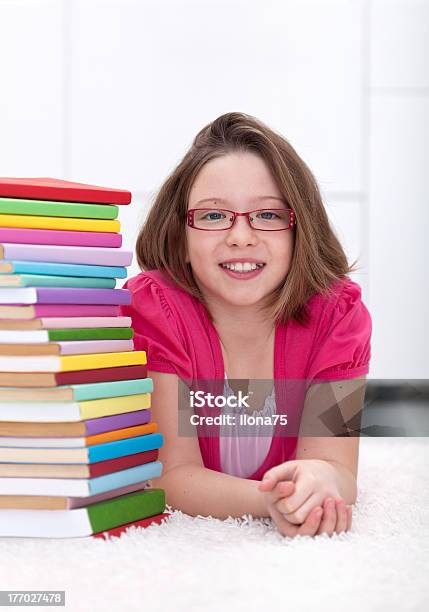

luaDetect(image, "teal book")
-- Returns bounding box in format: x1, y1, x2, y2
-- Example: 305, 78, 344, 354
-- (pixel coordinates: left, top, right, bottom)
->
0, 197, 119, 219
65, 377, 153, 401
0, 260, 127, 278
0, 274, 116, 288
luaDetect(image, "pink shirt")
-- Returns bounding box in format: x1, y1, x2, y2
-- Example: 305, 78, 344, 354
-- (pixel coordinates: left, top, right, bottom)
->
120, 270, 372, 481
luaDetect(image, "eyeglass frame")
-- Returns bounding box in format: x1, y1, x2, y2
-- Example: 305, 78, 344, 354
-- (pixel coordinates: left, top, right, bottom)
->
186, 208, 296, 231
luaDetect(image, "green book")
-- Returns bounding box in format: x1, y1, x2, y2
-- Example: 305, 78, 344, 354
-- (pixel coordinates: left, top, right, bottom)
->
0, 197, 118, 219
48, 327, 134, 341
88, 489, 166, 535
0, 489, 166, 538
0, 274, 116, 288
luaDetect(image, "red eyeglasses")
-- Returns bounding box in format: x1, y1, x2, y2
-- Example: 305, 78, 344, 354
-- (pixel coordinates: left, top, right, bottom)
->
187, 208, 296, 231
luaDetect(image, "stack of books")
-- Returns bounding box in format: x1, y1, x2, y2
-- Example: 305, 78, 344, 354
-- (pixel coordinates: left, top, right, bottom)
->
0, 178, 169, 538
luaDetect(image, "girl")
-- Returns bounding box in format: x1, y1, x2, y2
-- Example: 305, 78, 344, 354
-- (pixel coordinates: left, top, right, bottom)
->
121, 112, 371, 538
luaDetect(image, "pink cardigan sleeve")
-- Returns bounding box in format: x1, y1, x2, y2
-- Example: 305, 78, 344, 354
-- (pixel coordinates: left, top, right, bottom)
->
120, 275, 193, 381
307, 278, 372, 382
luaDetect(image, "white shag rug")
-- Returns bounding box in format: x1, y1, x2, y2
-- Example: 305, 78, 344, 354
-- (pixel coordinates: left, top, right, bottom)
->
0, 438, 428, 612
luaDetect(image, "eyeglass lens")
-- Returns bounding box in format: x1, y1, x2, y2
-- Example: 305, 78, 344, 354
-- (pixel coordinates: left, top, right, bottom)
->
192, 209, 292, 230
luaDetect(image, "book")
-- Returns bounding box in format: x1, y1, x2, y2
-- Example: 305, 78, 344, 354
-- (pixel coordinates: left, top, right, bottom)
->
0, 243, 132, 266
0, 228, 122, 248
0, 432, 163, 463
0, 447, 158, 477
0, 377, 153, 401
0, 364, 147, 387
0, 304, 120, 319
0, 317, 131, 330
0, 422, 157, 447
0, 481, 152, 511
0, 339, 134, 356
0, 350, 146, 372
0, 197, 119, 219
0, 214, 120, 233
0, 391, 150, 422
0, 461, 162, 498
93, 512, 170, 539
0, 287, 130, 305
0, 274, 116, 289
0, 488, 165, 538
0, 327, 133, 342
0, 261, 127, 279
0, 177, 131, 205
0, 409, 151, 438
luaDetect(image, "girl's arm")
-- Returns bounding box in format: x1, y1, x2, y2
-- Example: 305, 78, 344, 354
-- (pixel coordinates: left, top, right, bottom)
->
148, 370, 269, 519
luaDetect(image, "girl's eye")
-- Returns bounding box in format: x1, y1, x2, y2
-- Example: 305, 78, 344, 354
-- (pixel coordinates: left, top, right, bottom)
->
202, 211, 225, 221
257, 211, 279, 220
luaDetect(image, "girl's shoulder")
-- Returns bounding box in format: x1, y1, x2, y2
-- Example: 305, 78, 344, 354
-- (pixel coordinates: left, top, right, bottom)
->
125, 269, 198, 313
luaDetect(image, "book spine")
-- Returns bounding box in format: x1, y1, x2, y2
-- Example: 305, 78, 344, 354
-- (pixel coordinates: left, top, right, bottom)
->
0, 228, 122, 248
87, 488, 165, 534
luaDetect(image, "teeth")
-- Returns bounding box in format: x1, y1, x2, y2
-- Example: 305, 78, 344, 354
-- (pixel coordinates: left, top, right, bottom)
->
221, 262, 264, 272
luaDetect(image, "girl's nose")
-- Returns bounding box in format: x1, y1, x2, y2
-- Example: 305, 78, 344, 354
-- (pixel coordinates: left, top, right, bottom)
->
224, 214, 258, 246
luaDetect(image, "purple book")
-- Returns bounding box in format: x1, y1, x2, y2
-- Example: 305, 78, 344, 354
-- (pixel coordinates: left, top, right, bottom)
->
85, 410, 151, 436
1, 287, 131, 305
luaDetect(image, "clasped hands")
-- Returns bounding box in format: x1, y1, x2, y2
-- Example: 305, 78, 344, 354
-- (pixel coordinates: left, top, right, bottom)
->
258, 459, 353, 537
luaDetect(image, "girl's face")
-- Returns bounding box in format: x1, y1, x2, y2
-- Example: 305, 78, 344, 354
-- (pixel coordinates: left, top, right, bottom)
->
185, 152, 294, 310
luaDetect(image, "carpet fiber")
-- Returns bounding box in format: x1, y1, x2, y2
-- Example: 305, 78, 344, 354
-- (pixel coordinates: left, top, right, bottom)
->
1, 438, 428, 611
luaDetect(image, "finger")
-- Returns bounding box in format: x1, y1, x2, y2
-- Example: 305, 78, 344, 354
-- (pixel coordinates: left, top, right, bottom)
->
270, 504, 323, 538
263, 480, 295, 504
316, 497, 337, 536
269, 505, 300, 538
346, 505, 353, 532
296, 506, 324, 537
259, 461, 299, 491
334, 499, 348, 534
275, 483, 314, 522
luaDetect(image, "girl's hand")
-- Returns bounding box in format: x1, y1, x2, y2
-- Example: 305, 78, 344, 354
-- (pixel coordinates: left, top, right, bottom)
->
258, 459, 351, 525
260, 480, 353, 537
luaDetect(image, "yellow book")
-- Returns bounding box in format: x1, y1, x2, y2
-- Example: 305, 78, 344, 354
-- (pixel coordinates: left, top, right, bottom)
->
0, 393, 151, 423
0, 214, 120, 233
0, 350, 147, 372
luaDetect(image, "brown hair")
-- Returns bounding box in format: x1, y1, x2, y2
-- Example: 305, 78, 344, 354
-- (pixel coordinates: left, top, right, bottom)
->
136, 111, 358, 326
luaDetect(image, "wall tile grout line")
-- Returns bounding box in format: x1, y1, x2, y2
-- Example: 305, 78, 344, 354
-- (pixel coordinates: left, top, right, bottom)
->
62, 0, 73, 179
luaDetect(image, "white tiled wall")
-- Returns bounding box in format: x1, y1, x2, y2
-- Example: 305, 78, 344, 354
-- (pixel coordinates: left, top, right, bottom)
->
1, 0, 427, 378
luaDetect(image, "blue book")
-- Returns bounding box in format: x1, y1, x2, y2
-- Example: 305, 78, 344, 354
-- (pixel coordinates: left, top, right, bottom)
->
89, 433, 163, 464
0, 461, 163, 497
0, 433, 164, 464
0, 260, 127, 279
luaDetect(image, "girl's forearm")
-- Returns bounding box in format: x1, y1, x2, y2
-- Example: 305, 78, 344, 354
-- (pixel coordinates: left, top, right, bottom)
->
326, 460, 358, 504
153, 463, 270, 519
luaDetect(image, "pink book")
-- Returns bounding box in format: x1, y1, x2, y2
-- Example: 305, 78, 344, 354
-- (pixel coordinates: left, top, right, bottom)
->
0, 228, 122, 248
26, 316, 132, 329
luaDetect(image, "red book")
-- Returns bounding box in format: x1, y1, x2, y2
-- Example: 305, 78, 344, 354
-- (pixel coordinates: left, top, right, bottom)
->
0, 177, 131, 205
88, 449, 159, 477
93, 512, 171, 539
56, 365, 148, 386
0, 364, 148, 388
